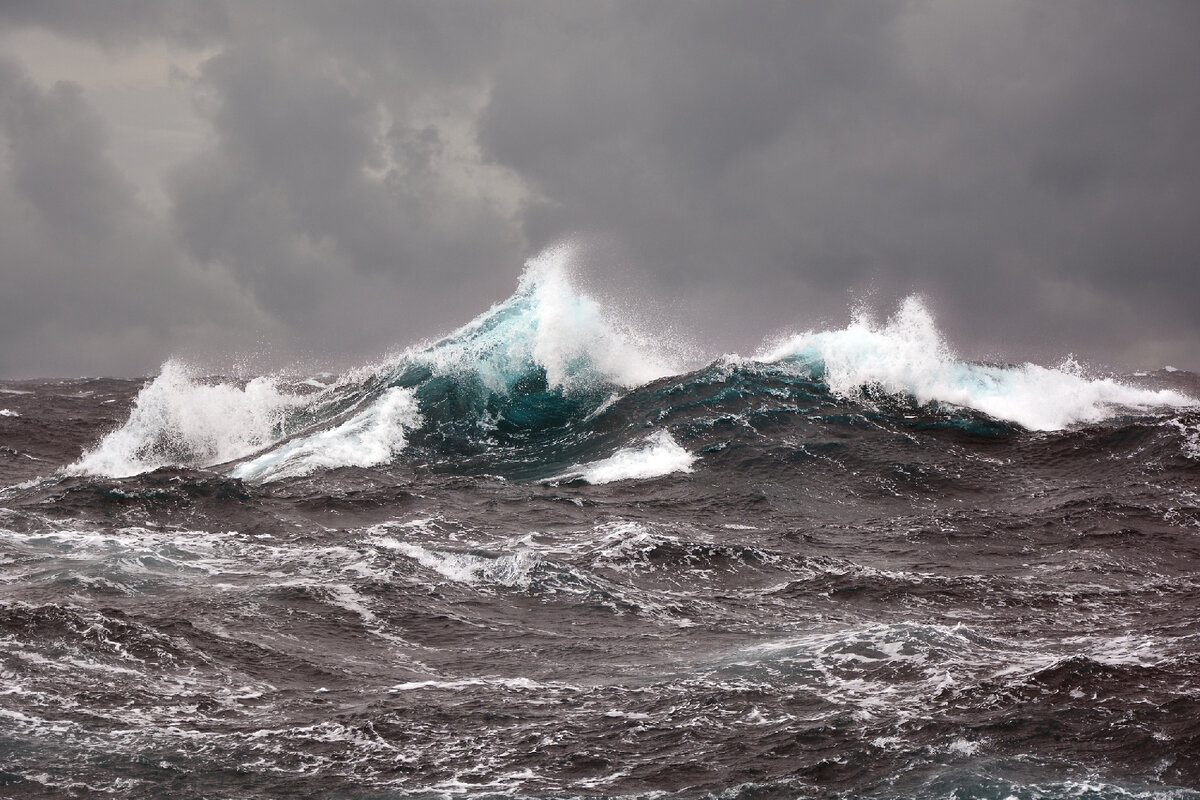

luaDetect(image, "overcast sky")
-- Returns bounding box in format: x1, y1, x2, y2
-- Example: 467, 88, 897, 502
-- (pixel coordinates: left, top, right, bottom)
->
1, 1, 1197, 378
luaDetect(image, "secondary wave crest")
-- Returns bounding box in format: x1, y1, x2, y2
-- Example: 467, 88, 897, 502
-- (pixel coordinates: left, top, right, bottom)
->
756, 296, 1195, 431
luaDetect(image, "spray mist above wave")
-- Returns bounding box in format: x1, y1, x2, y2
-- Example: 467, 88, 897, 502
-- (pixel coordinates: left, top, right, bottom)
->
756, 295, 1196, 431
70, 247, 685, 481
403, 245, 680, 394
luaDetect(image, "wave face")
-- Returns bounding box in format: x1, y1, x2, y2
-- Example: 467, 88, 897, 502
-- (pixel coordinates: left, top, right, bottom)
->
5, 249, 1199, 799
68, 252, 1195, 485
72, 247, 684, 482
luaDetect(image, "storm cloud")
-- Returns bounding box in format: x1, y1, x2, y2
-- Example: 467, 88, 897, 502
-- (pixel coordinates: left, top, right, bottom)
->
1, 1, 1197, 377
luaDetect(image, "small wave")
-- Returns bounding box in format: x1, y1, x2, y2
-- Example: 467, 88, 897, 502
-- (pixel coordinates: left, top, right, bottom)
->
0, 409, 19, 417
389, 677, 549, 692
881, 772, 1200, 800
553, 430, 697, 485
759, 296, 1195, 431
1171, 418, 1200, 461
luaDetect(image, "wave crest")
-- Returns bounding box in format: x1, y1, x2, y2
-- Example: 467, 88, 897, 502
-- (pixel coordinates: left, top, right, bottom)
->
69, 361, 310, 478
759, 296, 1195, 431
66, 261, 1197, 482
402, 245, 677, 394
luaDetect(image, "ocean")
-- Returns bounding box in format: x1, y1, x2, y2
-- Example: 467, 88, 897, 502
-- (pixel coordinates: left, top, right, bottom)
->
2, 250, 1198, 799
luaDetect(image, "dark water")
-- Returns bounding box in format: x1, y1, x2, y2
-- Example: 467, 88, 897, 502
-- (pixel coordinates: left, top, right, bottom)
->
2, 267, 1199, 799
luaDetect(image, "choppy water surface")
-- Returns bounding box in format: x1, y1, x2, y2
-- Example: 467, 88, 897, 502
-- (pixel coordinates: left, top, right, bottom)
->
2, 252, 1199, 799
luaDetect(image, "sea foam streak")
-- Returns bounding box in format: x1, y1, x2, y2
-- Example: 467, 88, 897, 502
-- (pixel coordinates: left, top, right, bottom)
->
759, 296, 1195, 431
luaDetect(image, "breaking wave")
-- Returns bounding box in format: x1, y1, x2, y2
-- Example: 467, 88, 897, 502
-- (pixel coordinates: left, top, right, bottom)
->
757, 295, 1194, 431
68, 361, 309, 478
70, 246, 680, 481
68, 249, 1196, 482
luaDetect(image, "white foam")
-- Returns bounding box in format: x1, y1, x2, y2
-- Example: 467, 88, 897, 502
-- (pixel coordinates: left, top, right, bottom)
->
390, 679, 488, 692
0, 409, 18, 417
759, 296, 1196, 431
69, 361, 310, 478
1172, 419, 1200, 461
390, 677, 543, 692
946, 737, 983, 756
558, 430, 696, 485
230, 386, 420, 482
320, 583, 377, 625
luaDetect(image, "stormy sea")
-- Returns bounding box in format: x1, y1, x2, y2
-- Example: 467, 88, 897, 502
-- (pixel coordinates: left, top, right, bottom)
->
2, 250, 1198, 800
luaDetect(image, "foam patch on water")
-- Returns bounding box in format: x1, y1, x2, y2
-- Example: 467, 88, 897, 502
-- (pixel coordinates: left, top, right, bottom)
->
1172, 419, 1200, 461
556, 430, 697, 484
759, 296, 1196, 431
230, 387, 421, 482
375, 538, 542, 589
68, 361, 310, 478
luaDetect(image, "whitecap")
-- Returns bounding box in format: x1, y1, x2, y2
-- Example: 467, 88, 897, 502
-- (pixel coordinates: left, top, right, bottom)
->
759, 296, 1196, 431
68, 361, 310, 478
375, 538, 542, 589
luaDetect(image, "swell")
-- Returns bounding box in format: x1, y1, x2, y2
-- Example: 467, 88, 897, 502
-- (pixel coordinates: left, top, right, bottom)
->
58, 248, 1197, 485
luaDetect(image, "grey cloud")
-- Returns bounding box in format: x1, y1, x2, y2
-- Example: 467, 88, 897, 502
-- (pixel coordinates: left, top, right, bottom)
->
0, 0, 227, 48
1, 1, 1198, 376
477, 2, 1200, 366
168, 22, 529, 360
0, 57, 274, 376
